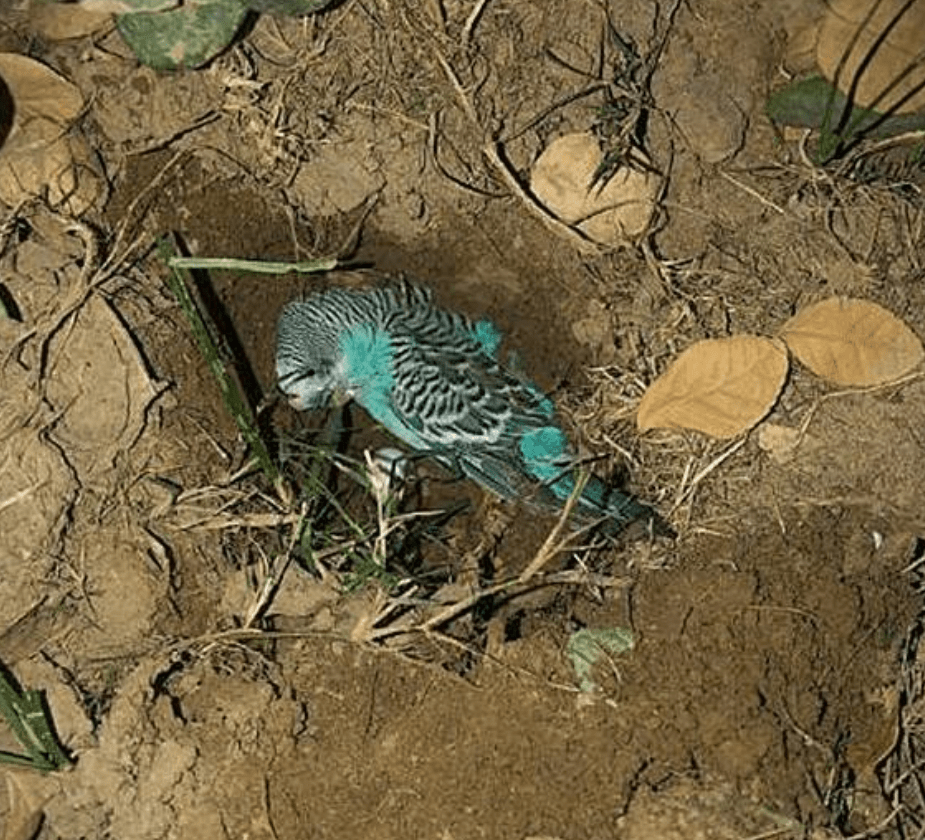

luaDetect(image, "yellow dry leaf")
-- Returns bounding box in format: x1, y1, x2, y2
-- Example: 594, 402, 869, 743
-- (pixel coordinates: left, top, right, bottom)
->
779, 297, 924, 386
637, 335, 789, 438
0, 53, 83, 125
530, 131, 660, 246
817, 0, 925, 114
0, 54, 105, 213
28, 0, 114, 41
0, 132, 106, 215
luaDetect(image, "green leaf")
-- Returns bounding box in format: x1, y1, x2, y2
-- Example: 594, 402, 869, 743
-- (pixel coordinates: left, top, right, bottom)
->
767, 75, 925, 161
566, 627, 635, 693
0, 659, 72, 772
115, 0, 249, 71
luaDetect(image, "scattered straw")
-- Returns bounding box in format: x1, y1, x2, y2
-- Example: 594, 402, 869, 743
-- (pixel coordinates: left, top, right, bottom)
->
672, 437, 748, 515
462, 0, 493, 46
243, 501, 308, 628
429, 44, 603, 255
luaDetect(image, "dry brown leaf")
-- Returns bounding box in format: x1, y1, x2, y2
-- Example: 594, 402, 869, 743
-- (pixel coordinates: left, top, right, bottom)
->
45, 296, 160, 479
637, 336, 789, 438
817, 0, 925, 113
0, 53, 83, 125
28, 0, 114, 41
0, 53, 105, 213
779, 297, 924, 386
530, 132, 660, 246
0, 132, 106, 214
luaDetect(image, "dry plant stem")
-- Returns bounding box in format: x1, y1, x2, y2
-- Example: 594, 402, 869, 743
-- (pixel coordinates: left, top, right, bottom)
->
737, 828, 801, 840
797, 127, 820, 171
0, 482, 46, 515
365, 568, 630, 642
168, 256, 338, 274
351, 583, 422, 642
369, 509, 447, 561
172, 510, 306, 531
794, 125, 861, 262
848, 128, 925, 159
519, 471, 591, 583
102, 147, 191, 276
883, 756, 925, 797
840, 807, 903, 840
462, 0, 493, 45
364, 450, 391, 566
243, 502, 308, 628
370, 580, 516, 640
720, 171, 786, 215
673, 437, 748, 514
640, 239, 683, 301
901, 552, 925, 575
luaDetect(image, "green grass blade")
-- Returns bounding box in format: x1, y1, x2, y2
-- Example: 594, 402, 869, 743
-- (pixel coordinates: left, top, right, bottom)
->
157, 237, 281, 489
168, 256, 337, 275
0, 659, 71, 772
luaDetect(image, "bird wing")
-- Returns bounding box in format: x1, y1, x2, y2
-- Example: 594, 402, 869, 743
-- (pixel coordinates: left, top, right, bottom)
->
376, 319, 589, 511
386, 324, 554, 454
367, 313, 666, 534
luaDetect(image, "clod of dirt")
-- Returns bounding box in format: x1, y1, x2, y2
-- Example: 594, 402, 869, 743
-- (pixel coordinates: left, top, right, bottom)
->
530, 132, 659, 246
0, 429, 75, 629
3, 773, 45, 840
291, 139, 386, 216
756, 422, 803, 464
667, 75, 748, 163
36, 653, 308, 840
616, 775, 801, 839
45, 296, 162, 480
816, 0, 925, 113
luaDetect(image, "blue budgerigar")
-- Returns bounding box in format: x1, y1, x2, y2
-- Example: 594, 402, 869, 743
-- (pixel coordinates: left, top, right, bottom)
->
276, 275, 668, 537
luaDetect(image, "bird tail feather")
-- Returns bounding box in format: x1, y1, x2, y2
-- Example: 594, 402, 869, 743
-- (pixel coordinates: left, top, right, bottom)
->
458, 450, 671, 538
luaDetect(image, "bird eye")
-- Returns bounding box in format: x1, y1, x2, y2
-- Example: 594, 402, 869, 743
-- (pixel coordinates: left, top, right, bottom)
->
304, 369, 316, 377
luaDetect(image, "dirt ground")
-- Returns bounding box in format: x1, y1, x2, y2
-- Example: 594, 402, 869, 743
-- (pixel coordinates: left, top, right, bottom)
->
1, 1, 925, 838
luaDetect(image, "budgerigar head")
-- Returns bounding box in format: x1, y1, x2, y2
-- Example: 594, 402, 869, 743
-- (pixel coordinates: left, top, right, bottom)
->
276, 300, 345, 410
